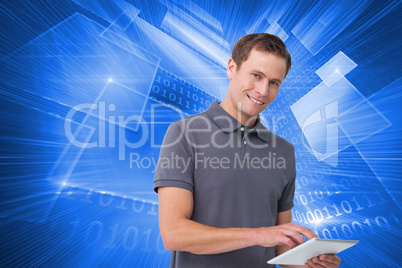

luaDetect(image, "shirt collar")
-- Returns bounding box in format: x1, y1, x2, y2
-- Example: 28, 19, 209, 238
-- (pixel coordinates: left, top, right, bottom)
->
206, 100, 270, 142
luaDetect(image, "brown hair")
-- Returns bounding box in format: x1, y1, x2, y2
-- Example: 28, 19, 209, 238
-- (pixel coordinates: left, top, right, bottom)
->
231, 33, 291, 77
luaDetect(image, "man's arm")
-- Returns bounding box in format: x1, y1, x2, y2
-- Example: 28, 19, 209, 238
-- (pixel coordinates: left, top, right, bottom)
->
275, 210, 341, 268
158, 186, 317, 255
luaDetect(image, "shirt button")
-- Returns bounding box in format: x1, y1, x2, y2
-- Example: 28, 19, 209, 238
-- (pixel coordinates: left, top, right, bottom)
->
244, 140, 247, 144
240, 127, 244, 131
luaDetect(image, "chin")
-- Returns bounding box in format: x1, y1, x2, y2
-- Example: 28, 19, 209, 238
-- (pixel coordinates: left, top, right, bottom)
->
242, 109, 260, 119
238, 101, 266, 119
247, 105, 266, 114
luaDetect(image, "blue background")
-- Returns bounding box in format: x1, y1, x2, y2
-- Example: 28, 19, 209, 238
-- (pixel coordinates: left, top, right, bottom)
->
0, 0, 401, 267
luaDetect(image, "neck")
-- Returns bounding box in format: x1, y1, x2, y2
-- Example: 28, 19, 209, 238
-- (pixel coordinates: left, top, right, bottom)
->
220, 99, 258, 128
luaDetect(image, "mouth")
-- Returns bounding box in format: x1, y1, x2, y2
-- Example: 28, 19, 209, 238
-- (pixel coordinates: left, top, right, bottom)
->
247, 95, 264, 105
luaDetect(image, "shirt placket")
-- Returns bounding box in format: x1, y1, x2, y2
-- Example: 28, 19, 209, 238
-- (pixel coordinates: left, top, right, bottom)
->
239, 126, 250, 159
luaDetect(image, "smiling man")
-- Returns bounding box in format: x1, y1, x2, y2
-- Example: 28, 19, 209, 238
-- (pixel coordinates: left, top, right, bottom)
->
154, 33, 341, 268
221, 47, 286, 127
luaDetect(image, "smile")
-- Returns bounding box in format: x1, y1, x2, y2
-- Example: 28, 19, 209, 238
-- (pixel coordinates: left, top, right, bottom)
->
248, 95, 264, 105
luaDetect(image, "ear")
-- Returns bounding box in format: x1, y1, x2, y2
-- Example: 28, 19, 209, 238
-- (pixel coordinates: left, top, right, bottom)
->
227, 58, 237, 79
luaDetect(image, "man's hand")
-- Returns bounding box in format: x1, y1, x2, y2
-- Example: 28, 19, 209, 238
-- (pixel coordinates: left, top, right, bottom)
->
274, 211, 341, 268
305, 254, 341, 267
257, 222, 318, 249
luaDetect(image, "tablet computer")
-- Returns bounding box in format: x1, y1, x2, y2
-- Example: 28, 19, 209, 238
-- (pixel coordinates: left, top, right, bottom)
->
267, 238, 359, 265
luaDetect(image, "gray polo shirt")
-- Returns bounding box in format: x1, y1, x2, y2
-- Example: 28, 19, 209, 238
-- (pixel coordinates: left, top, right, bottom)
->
154, 100, 296, 268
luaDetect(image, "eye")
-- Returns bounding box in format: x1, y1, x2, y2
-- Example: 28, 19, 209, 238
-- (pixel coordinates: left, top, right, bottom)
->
270, 81, 279, 86
252, 73, 260, 78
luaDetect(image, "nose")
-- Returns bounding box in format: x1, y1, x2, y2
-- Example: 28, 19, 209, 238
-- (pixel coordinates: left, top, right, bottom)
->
255, 82, 269, 97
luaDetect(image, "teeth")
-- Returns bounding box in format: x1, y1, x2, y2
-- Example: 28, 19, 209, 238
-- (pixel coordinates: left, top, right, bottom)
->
249, 95, 263, 105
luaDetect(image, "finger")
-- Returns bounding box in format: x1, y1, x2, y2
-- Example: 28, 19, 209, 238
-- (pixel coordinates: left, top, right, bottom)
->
311, 257, 327, 267
306, 258, 326, 268
317, 262, 337, 268
278, 236, 297, 249
279, 223, 314, 244
312, 255, 341, 268
311, 257, 319, 263
312, 259, 335, 268
280, 228, 306, 246
288, 223, 318, 240
319, 254, 341, 265
298, 226, 318, 240
306, 259, 314, 267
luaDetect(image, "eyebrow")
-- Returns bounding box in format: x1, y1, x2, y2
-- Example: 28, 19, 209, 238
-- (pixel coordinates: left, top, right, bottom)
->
251, 70, 283, 83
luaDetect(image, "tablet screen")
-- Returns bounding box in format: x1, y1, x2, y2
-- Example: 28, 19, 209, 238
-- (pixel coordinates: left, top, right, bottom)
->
267, 238, 359, 265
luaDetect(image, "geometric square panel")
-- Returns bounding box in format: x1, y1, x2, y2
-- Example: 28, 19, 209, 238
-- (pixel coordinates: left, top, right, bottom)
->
64, 98, 185, 203
337, 98, 391, 145
316, 51, 357, 87
291, 1, 368, 55
72, 0, 140, 30
291, 77, 367, 166
265, 22, 289, 42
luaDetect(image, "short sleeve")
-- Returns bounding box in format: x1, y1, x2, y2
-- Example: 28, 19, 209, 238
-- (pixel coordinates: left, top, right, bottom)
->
277, 147, 296, 212
153, 120, 194, 193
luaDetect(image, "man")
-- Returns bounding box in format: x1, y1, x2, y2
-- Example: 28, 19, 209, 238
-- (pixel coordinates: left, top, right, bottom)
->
154, 33, 341, 268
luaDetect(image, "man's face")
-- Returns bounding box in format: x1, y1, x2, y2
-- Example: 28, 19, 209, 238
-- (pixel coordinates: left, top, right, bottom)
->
226, 49, 287, 124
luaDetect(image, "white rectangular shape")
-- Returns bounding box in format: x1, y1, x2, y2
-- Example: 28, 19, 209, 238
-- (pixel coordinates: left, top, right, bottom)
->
267, 238, 359, 265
